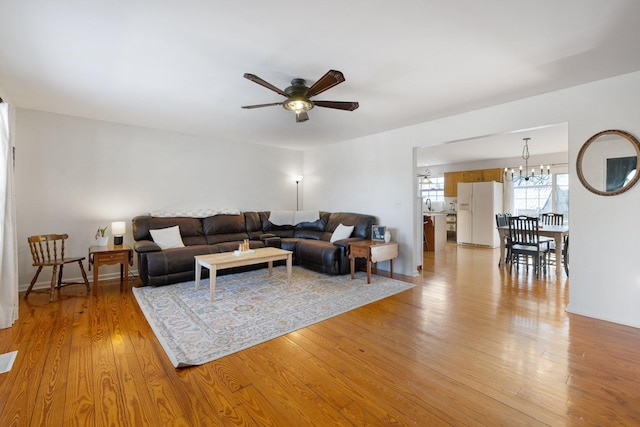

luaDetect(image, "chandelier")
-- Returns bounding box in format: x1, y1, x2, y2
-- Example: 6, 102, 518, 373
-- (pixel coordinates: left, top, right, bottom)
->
504, 137, 550, 184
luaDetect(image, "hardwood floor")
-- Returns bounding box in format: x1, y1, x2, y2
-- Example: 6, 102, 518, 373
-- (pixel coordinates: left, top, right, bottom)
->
1, 243, 639, 426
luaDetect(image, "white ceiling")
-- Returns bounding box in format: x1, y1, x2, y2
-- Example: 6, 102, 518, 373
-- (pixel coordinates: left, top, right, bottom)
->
416, 122, 569, 167
1, 0, 639, 151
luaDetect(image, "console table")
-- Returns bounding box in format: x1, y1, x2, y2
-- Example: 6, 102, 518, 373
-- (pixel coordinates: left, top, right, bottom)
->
348, 240, 399, 284
88, 244, 133, 291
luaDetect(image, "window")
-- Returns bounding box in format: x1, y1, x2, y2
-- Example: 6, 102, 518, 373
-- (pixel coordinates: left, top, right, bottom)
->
420, 176, 445, 205
512, 173, 569, 222
554, 173, 569, 220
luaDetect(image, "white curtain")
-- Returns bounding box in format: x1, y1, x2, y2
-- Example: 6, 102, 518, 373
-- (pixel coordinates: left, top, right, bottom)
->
503, 180, 514, 215
0, 102, 18, 329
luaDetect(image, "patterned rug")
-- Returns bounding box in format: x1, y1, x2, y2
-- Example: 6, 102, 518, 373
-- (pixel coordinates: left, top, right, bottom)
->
133, 266, 414, 368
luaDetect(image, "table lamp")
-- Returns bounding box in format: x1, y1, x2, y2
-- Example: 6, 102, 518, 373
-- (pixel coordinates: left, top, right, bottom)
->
111, 221, 126, 245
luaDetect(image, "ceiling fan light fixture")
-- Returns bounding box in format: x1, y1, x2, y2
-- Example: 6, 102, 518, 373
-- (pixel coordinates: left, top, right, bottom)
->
283, 96, 313, 113
242, 70, 357, 122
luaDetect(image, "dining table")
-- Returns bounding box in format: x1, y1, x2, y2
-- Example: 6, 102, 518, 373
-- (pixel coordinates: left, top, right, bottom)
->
496, 224, 569, 268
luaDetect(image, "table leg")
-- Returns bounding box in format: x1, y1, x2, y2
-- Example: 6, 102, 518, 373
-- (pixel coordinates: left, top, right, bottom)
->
268, 260, 273, 276
498, 228, 507, 267
366, 260, 372, 284
121, 261, 129, 291
554, 234, 563, 270
350, 256, 355, 280
210, 267, 217, 301
93, 265, 99, 293
390, 259, 394, 279
286, 253, 292, 283
194, 259, 202, 290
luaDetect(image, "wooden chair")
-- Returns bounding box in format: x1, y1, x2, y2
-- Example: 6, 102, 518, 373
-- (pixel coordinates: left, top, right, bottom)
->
541, 212, 564, 226
26, 234, 90, 301
508, 216, 550, 278
495, 213, 512, 265
562, 235, 569, 276
541, 212, 565, 267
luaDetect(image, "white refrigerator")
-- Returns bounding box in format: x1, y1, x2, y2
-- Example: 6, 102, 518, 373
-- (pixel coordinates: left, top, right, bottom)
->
456, 181, 503, 247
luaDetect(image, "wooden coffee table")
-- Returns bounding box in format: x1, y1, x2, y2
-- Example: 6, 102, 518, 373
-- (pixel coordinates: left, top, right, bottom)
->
194, 247, 293, 301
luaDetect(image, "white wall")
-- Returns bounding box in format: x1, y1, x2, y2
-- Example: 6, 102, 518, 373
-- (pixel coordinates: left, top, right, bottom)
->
14, 109, 303, 287
304, 71, 640, 328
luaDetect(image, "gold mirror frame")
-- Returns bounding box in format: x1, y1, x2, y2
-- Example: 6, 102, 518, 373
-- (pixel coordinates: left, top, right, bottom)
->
577, 129, 640, 196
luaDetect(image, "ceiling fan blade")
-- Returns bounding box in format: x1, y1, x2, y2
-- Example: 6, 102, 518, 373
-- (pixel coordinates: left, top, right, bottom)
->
241, 102, 284, 109
296, 112, 309, 122
307, 70, 345, 97
313, 101, 359, 111
243, 73, 288, 97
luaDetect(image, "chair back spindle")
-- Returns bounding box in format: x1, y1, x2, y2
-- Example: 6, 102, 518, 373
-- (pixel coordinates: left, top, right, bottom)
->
541, 213, 564, 226
28, 234, 69, 266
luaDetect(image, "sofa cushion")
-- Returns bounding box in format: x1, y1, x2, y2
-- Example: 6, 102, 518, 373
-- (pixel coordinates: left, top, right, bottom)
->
132, 215, 207, 246
260, 212, 295, 238
295, 239, 342, 275
144, 244, 216, 281
294, 228, 323, 240
325, 212, 376, 240
244, 211, 263, 239
202, 214, 249, 244
149, 225, 185, 249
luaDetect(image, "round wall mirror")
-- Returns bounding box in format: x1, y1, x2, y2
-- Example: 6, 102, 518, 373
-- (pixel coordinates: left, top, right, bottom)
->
577, 129, 640, 196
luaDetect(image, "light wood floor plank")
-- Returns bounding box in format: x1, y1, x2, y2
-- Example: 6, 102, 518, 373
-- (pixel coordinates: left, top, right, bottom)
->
29, 295, 76, 426
65, 296, 97, 427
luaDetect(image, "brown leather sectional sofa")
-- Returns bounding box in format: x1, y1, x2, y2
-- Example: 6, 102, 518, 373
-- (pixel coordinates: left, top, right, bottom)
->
132, 211, 376, 286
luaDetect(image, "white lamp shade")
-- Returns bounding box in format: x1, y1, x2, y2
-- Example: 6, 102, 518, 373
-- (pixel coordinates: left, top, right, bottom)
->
111, 221, 126, 236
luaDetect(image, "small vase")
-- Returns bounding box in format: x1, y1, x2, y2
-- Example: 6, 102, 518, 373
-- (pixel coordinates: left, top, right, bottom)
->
96, 236, 109, 246
384, 231, 391, 243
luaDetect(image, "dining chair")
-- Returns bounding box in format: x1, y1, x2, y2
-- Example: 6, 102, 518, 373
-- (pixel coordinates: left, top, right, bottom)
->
541, 212, 564, 225
495, 213, 512, 265
508, 216, 550, 278
540, 212, 565, 267
562, 235, 569, 276
25, 234, 90, 302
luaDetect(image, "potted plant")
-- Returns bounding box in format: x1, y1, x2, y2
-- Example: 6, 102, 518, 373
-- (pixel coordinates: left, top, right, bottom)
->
95, 226, 109, 246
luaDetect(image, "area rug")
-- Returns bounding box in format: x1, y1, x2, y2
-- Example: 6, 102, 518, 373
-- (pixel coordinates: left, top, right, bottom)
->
133, 266, 414, 368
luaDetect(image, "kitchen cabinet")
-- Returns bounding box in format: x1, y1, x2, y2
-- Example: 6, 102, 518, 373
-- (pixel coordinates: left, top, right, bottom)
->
444, 171, 463, 197
444, 168, 504, 197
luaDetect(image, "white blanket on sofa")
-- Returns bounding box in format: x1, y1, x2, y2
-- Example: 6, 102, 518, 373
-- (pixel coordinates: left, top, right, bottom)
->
269, 210, 319, 225
150, 208, 241, 218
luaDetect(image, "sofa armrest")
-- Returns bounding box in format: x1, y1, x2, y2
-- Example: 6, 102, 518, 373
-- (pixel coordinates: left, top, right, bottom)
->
134, 240, 162, 253
332, 237, 365, 248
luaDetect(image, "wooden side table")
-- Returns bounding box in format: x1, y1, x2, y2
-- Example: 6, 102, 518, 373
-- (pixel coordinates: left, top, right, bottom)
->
88, 244, 133, 291
348, 240, 399, 284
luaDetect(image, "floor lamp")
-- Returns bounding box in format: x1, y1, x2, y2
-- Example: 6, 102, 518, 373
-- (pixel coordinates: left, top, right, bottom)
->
294, 175, 303, 211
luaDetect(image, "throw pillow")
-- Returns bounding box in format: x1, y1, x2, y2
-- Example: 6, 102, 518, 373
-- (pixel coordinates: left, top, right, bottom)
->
149, 225, 185, 249
330, 223, 354, 243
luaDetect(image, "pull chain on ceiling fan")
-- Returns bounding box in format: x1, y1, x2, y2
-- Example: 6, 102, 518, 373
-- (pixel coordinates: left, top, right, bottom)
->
241, 69, 359, 122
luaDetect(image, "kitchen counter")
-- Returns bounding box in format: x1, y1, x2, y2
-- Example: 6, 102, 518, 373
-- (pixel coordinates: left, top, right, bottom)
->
423, 213, 448, 251
423, 211, 456, 215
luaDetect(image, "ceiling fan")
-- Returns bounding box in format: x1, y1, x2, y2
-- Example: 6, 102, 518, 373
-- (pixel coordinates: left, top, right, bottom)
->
241, 70, 359, 123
